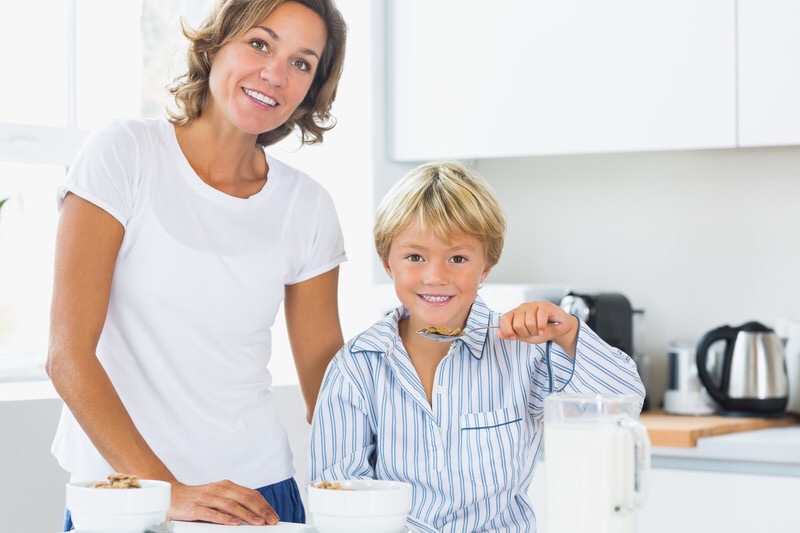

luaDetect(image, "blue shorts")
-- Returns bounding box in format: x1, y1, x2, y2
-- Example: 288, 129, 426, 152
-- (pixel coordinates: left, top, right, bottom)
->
63, 477, 305, 531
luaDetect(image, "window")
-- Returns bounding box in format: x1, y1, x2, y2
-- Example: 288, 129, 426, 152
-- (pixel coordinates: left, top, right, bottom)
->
0, 0, 210, 381
0, 163, 63, 379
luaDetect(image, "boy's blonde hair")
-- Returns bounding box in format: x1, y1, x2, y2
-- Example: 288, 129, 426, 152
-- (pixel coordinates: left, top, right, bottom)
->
374, 161, 506, 267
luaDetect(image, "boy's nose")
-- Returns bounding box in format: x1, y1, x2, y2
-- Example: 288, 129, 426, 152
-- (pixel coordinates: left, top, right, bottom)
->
422, 263, 448, 285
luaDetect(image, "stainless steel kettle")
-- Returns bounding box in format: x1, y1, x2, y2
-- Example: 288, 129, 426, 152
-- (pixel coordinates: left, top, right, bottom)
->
696, 321, 789, 415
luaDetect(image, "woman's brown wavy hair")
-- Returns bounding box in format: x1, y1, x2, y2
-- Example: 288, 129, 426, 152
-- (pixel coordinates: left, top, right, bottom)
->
167, 0, 346, 147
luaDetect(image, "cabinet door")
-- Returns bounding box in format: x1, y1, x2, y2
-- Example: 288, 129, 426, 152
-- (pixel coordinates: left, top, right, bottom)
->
637, 468, 800, 533
737, 0, 800, 147
529, 465, 800, 532
389, 0, 736, 161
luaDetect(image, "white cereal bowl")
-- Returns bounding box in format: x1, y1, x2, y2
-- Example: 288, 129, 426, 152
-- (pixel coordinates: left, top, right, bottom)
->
66, 479, 171, 533
308, 479, 412, 533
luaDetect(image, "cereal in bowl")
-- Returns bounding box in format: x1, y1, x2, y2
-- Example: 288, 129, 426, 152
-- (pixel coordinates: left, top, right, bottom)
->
311, 480, 348, 490
92, 472, 142, 489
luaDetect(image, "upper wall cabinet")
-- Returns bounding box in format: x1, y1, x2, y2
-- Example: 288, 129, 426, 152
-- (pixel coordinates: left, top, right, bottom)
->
388, 0, 736, 161
737, 0, 800, 147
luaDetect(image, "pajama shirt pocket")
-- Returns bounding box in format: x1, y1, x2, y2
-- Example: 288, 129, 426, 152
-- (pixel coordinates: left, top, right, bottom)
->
459, 406, 523, 487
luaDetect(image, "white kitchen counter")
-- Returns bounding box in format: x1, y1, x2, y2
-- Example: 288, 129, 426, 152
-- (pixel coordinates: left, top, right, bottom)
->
638, 425, 800, 533
0, 378, 58, 401
651, 424, 800, 476
172, 522, 307, 532
53, 522, 309, 533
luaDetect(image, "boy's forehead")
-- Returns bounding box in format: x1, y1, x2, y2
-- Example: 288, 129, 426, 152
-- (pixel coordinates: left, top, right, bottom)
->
392, 222, 482, 250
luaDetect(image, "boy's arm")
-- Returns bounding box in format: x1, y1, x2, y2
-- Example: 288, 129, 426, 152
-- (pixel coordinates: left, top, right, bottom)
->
308, 357, 376, 483
545, 319, 645, 400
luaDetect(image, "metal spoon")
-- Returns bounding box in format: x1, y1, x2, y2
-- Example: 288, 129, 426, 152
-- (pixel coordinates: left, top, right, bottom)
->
417, 322, 559, 342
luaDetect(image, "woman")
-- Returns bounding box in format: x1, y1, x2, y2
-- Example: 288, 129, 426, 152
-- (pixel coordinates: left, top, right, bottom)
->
47, 0, 347, 528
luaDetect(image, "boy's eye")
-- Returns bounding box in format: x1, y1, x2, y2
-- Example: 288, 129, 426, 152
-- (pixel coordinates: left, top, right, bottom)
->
450, 256, 467, 264
406, 254, 423, 262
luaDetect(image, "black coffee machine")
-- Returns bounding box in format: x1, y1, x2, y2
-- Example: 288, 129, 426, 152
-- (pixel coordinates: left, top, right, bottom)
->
559, 291, 649, 409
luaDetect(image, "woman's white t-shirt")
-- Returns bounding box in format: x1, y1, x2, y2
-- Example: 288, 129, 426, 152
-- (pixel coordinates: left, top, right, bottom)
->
51, 118, 346, 488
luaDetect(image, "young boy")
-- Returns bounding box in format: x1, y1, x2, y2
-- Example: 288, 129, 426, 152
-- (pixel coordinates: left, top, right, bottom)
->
308, 161, 645, 532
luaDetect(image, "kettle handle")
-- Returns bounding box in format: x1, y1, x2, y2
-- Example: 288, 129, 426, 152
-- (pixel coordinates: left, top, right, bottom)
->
696, 325, 737, 406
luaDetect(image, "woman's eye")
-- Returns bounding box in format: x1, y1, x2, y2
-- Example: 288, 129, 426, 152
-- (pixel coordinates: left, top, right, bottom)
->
291, 59, 311, 72
250, 39, 269, 52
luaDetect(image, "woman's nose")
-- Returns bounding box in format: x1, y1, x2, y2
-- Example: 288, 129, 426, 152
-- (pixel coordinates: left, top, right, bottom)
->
260, 59, 287, 87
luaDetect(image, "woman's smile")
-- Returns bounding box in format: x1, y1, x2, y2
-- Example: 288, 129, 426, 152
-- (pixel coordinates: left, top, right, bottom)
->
242, 88, 278, 108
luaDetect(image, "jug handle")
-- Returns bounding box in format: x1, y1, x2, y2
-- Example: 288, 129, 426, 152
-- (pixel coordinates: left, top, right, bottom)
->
616, 414, 651, 512
695, 326, 736, 406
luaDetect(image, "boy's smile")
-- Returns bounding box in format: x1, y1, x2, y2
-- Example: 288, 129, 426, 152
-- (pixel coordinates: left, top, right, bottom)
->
383, 222, 492, 336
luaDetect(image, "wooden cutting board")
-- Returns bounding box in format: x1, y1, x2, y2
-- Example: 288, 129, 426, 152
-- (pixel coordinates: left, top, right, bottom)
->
640, 408, 798, 447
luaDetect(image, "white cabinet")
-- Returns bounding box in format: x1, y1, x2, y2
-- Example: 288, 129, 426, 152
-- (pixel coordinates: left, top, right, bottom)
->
636, 468, 800, 533
0, 395, 69, 533
737, 0, 800, 147
528, 465, 800, 532
388, 0, 736, 161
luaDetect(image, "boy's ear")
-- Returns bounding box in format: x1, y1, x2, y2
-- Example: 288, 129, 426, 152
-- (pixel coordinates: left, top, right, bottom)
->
382, 257, 394, 279
480, 266, 492, 284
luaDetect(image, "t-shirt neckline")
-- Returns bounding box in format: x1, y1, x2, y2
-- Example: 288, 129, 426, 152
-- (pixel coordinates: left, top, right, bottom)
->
164, 120, 273, 207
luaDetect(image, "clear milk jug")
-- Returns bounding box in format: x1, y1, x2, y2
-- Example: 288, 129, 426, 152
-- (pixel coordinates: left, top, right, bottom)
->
543, 393, 650, 533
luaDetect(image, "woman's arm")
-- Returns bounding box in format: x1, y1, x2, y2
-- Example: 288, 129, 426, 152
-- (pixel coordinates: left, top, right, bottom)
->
47, 194, 276, 526
47, 194, 160, 477
284, 267, 345, 422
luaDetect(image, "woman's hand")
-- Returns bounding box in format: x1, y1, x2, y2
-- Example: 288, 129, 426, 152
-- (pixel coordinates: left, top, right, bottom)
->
496, 300, 579, 357
168, 480, 279, 526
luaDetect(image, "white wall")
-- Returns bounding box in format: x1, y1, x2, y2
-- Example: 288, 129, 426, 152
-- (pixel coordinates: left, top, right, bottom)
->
475, 146, 800, 404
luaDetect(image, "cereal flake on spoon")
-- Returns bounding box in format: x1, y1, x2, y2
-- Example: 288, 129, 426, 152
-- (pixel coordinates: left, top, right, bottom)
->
418, 324, 463, 337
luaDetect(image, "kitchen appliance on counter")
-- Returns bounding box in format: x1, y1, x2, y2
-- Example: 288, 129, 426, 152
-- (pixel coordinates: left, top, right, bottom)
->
776, 318, 800, 416
559, 292, 634, 355
696, 321, 789, 416
663, 340, 716, 415
559, 292, 650, 409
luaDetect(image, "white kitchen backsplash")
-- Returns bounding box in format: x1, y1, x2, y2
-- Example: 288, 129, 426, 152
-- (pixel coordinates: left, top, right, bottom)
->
476, 145, 800, 406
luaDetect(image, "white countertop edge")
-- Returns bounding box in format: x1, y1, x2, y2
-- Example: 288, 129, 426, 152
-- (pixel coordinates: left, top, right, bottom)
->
53, 522, 309, 533
651, 424, 800, 474
651, 455, 800, 477
171, 522, 308, 532
0, 379, 59, 402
